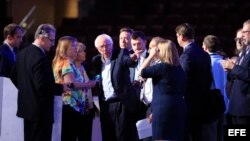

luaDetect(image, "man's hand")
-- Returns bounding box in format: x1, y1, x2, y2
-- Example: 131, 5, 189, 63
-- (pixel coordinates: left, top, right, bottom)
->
147, 113, 153, 123
85, 80, 97, 88
221, 59, 235, 71
63, 84, 71, 91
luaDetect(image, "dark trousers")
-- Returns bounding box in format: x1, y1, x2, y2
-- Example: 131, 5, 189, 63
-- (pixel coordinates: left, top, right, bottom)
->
24, 119, 53, 141
100, 100, 138, 141
184, 119, 203, 141
61, 105, 94, 141
140, 104, 153, 141
231, 116, 250, 125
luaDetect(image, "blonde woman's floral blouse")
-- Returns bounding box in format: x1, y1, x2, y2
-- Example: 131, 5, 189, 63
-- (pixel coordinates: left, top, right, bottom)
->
53, 58, 85, 113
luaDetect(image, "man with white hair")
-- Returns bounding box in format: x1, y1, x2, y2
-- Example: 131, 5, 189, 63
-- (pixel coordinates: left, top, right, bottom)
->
92, 34, 139, 141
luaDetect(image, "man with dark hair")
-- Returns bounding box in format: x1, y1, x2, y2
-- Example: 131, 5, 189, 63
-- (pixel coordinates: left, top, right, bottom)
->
130, 31, 147, 84
119, 27, 134, 53
0, 23, 23, 77
175, 23, 213, 141
11, 24, 69, 141
129, 31, 150, 128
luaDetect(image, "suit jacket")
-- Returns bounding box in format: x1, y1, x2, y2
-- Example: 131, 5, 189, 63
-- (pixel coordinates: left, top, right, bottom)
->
129, 51, 149, 120
229, 47, 250, 116
141, 63, 187, 139
0, 43, 15, 77
11, 44, 63, 122
92, 49, 139, 114
129, 51, 148, 82
180, 42, 212, 120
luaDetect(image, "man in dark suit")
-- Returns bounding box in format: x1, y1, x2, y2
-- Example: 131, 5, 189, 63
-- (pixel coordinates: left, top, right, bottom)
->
119, 27, 134, 53
221, 19, 250, 125
92, 34, 139, 141
129, 31, 149, 125
175, 23, 213, 141
10, 24, 69, 141
130, 31, 148, 84
0, 23, 23, 77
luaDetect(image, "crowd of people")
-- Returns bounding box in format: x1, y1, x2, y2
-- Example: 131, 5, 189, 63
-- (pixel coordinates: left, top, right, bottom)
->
0, 19, 250, 141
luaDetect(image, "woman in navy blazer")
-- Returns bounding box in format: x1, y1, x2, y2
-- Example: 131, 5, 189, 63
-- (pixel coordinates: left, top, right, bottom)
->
140, 39, 187, 141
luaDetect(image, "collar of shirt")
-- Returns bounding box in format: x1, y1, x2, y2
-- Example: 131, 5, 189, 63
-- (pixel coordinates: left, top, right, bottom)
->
4, 41, 14, 52
209, 52, 218, 56
183, 41, 194, 51
151, 59, 161, 65
32, 43, 45, 54
140, 49, 147, 59
246, 46, 250, 54
101, 55, 112, 64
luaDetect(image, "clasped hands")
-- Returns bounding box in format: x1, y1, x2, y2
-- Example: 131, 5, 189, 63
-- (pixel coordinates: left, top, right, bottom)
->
220, 59, 235, 71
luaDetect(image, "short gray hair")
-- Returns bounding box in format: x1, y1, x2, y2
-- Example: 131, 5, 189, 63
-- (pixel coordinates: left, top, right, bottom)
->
34, 24, 56, 39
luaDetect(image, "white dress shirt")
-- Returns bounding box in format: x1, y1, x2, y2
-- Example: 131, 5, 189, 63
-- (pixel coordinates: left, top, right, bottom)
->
101, 57, 116, 100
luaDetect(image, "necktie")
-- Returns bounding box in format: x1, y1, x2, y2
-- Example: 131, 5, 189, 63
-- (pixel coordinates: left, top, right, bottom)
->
237, 47, 249, 65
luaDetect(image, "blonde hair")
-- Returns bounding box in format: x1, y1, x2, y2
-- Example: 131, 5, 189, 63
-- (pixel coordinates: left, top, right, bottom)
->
149, 36, 162, 48
74, 42, 87, 64
52, 36, 77, 68
158, 39, 180, 66
76, 42, 86, 53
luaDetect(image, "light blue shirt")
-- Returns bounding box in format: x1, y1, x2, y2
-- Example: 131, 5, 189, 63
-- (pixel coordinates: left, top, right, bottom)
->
134, 50, 147, 81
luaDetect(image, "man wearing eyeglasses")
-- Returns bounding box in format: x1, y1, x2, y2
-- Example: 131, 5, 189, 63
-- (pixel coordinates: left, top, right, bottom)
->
221, 19, 250, 125
10, 24, 70, 141
235, 29, 246, 56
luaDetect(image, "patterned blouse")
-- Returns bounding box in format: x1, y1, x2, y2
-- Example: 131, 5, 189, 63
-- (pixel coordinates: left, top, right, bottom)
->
53, 58, 85, 113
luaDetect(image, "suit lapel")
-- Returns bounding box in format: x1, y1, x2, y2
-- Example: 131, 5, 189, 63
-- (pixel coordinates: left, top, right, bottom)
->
184, 42, 194, 52
241, 48, 250, 65
3, 44, 15, 62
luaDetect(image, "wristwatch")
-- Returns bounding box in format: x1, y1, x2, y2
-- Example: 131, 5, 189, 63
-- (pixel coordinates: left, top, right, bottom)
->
68, 83, 74, 88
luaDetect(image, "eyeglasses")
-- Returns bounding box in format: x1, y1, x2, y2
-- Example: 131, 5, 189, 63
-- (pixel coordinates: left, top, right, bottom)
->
46, 37, 55, 45
242, 30, 250, 34
47, 38, 55, 43
234, 38, 242, 42
98, 43, 111, 48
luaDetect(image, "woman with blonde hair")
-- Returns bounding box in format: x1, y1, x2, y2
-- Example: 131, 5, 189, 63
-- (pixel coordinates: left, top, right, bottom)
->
73, 42, 96, 141
139, 39, 187, 141
52, 36, 96, 141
